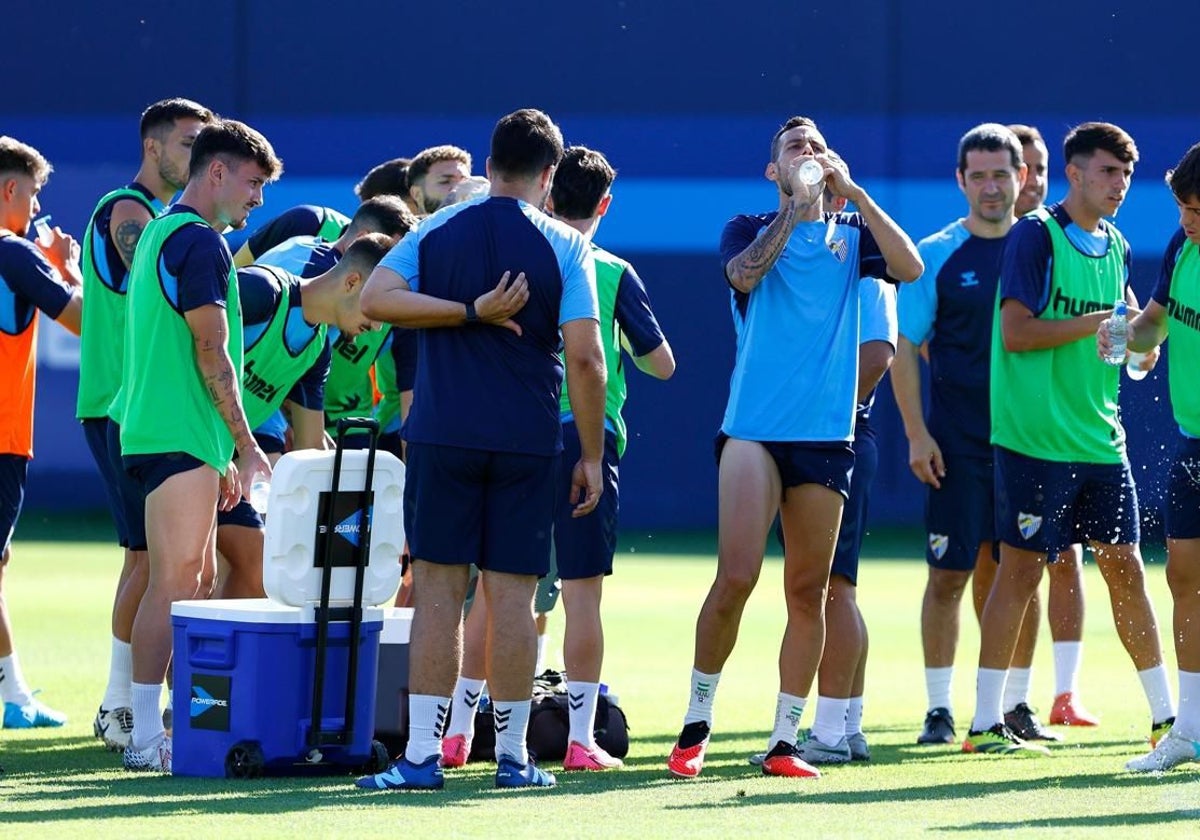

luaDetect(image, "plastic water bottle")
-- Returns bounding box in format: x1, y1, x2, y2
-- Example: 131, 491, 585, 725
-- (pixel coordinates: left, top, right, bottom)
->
797, 159, 825, 186
1104, 300, 1128, 366
249, 475, 271, 515
33, 215, 53, 247
1126, 350, 1149, 381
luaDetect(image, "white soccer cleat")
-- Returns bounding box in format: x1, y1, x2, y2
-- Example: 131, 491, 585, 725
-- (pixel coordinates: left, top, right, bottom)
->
93, 706, 134, 751
1125, 729, 1200, 773
123, 735, 173, 774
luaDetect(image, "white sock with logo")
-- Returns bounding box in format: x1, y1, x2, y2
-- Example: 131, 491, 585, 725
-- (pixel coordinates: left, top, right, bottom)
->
846, 696, 865, 736
768, 692, 807, 749
493, 699, 532, 764
567, 680, 601, 746
403, 694, 449, 765
101, 638, 133, 710
445, 677, 485, 739
0, 652, 34, 706
683, 669, 720, 726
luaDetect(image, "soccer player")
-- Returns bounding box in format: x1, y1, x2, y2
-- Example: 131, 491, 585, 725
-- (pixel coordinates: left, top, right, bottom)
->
964, 122, 1173, 756
747, 163, 897, 767
405, 145, 471, 215
231, 157, 413, 267
76, 97, 215, 750
0, 136, 82, 729
666, 116, 922, 780
1008, 123, 1098, 729
254, 196, 416, 454
894, 124, 1062, 745
355, 108, 606, 792
1116, 140, 1200, 771
213, 234, 394, 599
114, 119, 282, 772
442, 146, 674, 773
356, 157, 411, 202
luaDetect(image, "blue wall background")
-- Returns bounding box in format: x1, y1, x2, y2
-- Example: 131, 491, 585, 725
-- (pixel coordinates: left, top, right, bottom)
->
4, 0, 1195, 536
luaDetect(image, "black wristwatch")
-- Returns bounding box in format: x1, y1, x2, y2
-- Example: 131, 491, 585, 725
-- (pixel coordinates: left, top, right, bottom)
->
464, 301, 479, 324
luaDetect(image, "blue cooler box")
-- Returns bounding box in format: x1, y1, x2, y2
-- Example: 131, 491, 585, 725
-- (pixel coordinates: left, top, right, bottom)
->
171, 598, 386, 778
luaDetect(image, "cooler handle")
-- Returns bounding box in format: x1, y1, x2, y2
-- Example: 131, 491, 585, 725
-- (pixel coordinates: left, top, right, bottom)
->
187, 627, 236, 669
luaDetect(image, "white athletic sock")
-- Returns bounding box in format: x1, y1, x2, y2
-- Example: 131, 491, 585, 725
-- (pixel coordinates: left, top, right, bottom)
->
971, 668, 1007, 733
1138, 665, 1175, 722
845, 696, 864, 736
130, 681, 164, 751
683, 668, 720, 726
925, 666, 953, 712
811, 695, 849, 746
1174, 671, 1200, 739
1003, 667, 1031, 712
445, 677, 485, 739
403, 694, 449, 765
534, 634, 547, 676
1053, 641, 1083, 696
492, 699, 531, 764
101, 638, 133, 710
767, 691, 807, 749
567, 680, 601, 746
0, 652, 34, 706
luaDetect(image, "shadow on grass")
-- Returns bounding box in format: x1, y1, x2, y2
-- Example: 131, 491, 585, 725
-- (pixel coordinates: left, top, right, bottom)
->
935, 808, 1200, 832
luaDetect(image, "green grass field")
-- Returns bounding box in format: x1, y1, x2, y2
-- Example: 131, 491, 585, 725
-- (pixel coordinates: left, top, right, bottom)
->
1, 529, 1197, 838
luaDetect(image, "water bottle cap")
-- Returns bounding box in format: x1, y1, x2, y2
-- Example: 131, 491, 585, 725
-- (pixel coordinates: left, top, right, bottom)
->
1114, 300, 1127, 316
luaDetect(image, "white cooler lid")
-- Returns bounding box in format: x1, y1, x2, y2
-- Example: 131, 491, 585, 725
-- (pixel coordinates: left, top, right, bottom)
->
172, 598, 383, 624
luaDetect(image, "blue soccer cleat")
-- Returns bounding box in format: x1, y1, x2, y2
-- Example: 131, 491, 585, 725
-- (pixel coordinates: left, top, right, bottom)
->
495, 753, 557, 789
355, 754, 444, 791
4, 699, 67, 729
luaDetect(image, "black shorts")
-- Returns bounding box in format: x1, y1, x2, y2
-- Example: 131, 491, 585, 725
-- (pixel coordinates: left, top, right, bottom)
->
553, 423, 620, 580
404, 442, 559, 576
714, 433, 854, 499
124, 452, 208, 497
0, 454, 28, 556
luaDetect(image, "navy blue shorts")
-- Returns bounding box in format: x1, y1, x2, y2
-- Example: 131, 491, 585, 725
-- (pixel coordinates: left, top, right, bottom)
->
926, 452, 995, 572
124, 452, 209, 497
714, 433, 854, 499
216, 498, 264, 529
1167, 435, 1200, 540
82, 418, 148, 550
829, 426, 879, 586
994, 446, 1140, 553
254, 430, 286, 455
404, 442, 559, 576
0, 454, 28, 556
553, 423, 620, 581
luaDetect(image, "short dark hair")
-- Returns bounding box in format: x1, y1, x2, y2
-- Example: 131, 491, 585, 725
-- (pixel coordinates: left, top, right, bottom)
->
1008, 124, 1045, 149
355, 157, 411, 200
1166, 141, 1200, 204
188, 119, 283, 182
1063, 122, 1138, 166
489, 109, 563, 179
770, 116, 819, 161
340, 232, 394, 277
957, 123, 1023, 173
0, 136, 52, 184
347, 195, 418, 239
139, 98, 214, 142
549, 146, 616, 221
408, 146, 471, 187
